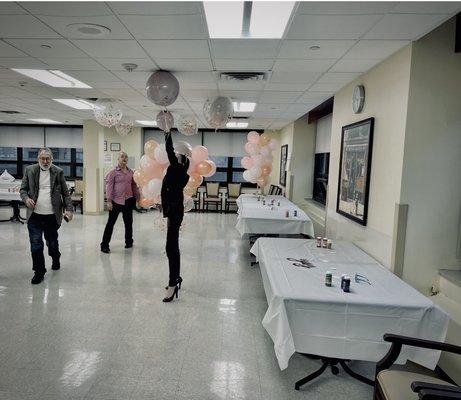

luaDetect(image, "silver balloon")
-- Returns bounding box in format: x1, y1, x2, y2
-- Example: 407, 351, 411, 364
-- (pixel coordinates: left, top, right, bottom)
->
156, 110, 174, 133
94, 98, 122, 128
174, 141, 192, 157
115, 119, 134, 136
203, 96, 233, 129
177, 114, 198, 136
146, 70, 180, 107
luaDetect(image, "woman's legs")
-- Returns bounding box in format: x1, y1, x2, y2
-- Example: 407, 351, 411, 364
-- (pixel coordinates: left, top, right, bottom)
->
165, 212, 183, 287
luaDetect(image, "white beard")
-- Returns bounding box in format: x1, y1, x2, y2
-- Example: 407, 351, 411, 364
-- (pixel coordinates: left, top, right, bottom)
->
39, 162, 51, 171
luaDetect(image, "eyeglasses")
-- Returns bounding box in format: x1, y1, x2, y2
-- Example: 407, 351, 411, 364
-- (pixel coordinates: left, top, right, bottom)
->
287, 258, 316, 268
355, 273, 371, 285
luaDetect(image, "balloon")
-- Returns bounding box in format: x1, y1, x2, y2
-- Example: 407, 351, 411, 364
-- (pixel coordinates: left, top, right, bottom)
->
247, 131, 260, 144
249, 166, 262, 180
143, 178, 162, 199
174, 141, 192, 157
243, 170, 256, 183
261, 164, 272, 176
177, 114, 198, 136
187, 173, 203, 188
252, 154, 264, 166
184, 196, 194, 212
196, 160, 212, 176
263, 155, 274, 165
187, 158, 198, 175
146, 70, 179, 107
191, 146, 208, 163
94, 98, 122, 128
156, 110, 174, 133
184, 185, 197, 197
203, 160, 216, 178
257, 175, 270, 187
203, 96, 233, 129
115, 119, 134, 136
144, 159, 165, 180
244, 142, 260, 155
268, 138, 278, 150
154, 144, 169, 164
241, 156, 253, 169
259, 132, 272, 146
140, 154, 153, 170
144, 140, 159, 159
260, 146, 271, 157
139, 197, 155, 208
133, 169, 149, 187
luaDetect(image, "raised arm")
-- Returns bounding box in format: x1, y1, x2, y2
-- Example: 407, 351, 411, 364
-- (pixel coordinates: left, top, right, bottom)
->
165, 132, 177, 165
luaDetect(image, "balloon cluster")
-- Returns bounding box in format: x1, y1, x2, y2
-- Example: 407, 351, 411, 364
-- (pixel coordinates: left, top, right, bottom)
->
134, 139, 216, 212
241, 131, 277, 188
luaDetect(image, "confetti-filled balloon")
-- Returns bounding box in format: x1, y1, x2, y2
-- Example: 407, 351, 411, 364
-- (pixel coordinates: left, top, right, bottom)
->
177, 114, 198, 136
146, 70, 179, 107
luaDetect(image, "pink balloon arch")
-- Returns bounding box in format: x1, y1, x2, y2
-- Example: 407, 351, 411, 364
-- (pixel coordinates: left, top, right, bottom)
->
241, 131, 277, 189
134, 139, 215, 211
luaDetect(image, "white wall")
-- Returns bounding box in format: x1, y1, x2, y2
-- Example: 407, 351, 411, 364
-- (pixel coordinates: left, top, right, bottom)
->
103, 127, 142, 176
315, 114, 332, 154
326, 45, 413, 267
400, 17, 461, 293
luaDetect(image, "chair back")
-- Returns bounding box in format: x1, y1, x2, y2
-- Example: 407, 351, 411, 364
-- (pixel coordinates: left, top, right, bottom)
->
268, 184, 276, 195
74, 180, 84, 195
274, 186, 282, 196
228, 183, 241, 198
206, 182, 220, 197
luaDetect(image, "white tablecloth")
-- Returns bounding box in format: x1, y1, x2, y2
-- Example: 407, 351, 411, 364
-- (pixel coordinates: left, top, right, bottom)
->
251, 238, 449, 370
235, 194, 314, 237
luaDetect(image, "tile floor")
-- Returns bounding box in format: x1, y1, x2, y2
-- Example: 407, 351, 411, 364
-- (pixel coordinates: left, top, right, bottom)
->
0, 208, 374, 399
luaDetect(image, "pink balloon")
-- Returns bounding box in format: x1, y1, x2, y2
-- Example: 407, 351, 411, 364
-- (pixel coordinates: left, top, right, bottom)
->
268, 138, 278, 150
143, 159, 165, 179
188, 158, 198, 175
252, 154, 264, 166
241, 156, 253, 169
191, 145, 208, 163
203, 160, 216, 178
245, 142, 260, 155
263, 155, 273, 165
247, 131, 260, 144
260, 146, 271, 157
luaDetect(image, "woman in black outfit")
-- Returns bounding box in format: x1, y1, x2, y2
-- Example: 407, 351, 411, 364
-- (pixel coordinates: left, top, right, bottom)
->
161, 132, 190, 302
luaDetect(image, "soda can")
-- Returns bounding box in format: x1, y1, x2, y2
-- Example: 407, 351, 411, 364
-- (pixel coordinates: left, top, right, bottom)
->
294, 210, 298, 217
316, 237, 322, 247
340, 274, 347, 289
322, 237, 328, 248
285, 210, 289, 218
325, 271, 332, 287
343, 276, 351, 293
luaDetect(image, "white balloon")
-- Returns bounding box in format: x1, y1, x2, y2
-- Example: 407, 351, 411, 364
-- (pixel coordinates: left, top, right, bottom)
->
140, 154, 153, 169
144, 178, 162, 199
184, 196, 194, 212
252, 154, 264, 166
242, 170, 253, 183
268, 138, 278, 150
174, 141, 192, 157
260, 146, 271, 157
249, 166, 262, 180
154, 144, 169, 164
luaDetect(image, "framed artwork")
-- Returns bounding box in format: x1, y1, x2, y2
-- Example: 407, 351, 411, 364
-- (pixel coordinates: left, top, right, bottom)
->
110, 142, 121, 152
280, 144, 288, 187
104, 140, 107, 151
336, 117, 374, 226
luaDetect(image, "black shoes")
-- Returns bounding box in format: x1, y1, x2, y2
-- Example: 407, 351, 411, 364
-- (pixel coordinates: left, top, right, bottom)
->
162, 285, 179, 302
51, 263, 60, 271
100, 245, 110, 253
165, 276, 182, 290
125, 243, 133, 249
31, 273, 45, 285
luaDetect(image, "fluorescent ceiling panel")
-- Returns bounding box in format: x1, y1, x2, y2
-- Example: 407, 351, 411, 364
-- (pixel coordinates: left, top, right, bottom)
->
226, 121, 248, 128
53, 99, 95, 110
11, 69, 92, 88
250, 2, 295, 38
136, 120, 157, 126
203, 2, 243, 39
28, 118, 62, 124
233, 102, 256, 112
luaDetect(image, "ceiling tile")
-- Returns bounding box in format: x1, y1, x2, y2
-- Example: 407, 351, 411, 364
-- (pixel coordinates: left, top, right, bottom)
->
181, 89, 218, 101
5, 39, 89, 58
0, 57, 50, 69
278, 40, 355, 59
329, 59, 379, 73
0, 41, 28, 58
344, 40, 410, 59
318, 72, 360, 83
391, 2, 461, 14
219, 90, 260, 101
61, 70, 120, 84
155, 59, 212, 72
109, 2, 200, 15
119, 15, 206, 40
96, 58, 156, 72
264, 82, 310, 91
40, 15, 132, 40
140, 40, 210, 59
270, 71, 322, 84
111, 71, 150, 84
309, 82, 346, 92
297, 2, 398, 15
218, 80, 265, 91
260, 91, 301, 103
174, 71, 216, 83
256, 104, 289, 112
214, 59, 274, 71
285, 104, 316, 113
180, 82, 217, 90
0, 3, 28, 14
210, 40, 280, 59
59, 88, 111, 98
0, 15, 60, 38
72, 40, 147, 59
37, 58, 106, 71
296, 91, 333, 104
89, 81, 131, 89
364, 14, 450, 40
287, 14, 383, 39
19, 2, 113, 16
273, 59, 337, 72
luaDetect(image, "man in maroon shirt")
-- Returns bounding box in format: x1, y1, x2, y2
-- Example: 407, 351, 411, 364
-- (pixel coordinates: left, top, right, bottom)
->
100, 152, 139, 253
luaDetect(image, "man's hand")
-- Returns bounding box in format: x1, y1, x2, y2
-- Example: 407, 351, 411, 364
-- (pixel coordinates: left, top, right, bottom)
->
107, 202, 113, 211
64, 211, 73, 222
25, 198, 35, 209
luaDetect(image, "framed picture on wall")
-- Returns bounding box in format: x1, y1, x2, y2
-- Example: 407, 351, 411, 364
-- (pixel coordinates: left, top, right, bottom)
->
280, 144, 288, 186
336, 117, 374, 226
110, 143, 121, 152
104, 140, 107, 151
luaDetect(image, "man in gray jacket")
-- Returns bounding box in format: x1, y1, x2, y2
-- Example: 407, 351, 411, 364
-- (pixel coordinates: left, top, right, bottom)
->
20, 148, 73, 284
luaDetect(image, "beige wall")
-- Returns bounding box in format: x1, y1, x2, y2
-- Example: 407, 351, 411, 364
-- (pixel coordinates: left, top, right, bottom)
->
326, 45, 413, 267
400, 17, 461, 293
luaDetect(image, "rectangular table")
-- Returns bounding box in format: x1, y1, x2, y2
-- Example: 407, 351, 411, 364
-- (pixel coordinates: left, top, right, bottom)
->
236, 194, 314, 238
0, 183, 25, 223
251, 238, 449, 372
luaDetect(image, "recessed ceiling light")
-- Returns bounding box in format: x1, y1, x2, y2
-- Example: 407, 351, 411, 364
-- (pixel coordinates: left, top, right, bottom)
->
11, 69, 91, 88
226, 121, 248, 128
203, 2, 243, 38
250, 2, 295, 38
40, 44, 52, 49
136, 120, 157, 126
66, 23, 111, 37
233, 102, 256, 113
309, 45, 321, 51
28, 118, 62, 124
53, 99, 95, 110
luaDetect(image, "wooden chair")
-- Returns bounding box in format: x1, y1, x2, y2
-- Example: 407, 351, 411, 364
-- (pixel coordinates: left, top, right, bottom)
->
70, 180, 83, 214
268, 184, 277, 195
203, 182, 222, 213
189, 186, 201, 212
225, 183, 241, 213
374, 334, 461, 400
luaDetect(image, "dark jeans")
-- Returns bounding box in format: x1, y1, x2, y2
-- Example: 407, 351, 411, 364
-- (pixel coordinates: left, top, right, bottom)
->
27, 212, 60, 275
101, 197, 135, 248
166, 211, 184, 286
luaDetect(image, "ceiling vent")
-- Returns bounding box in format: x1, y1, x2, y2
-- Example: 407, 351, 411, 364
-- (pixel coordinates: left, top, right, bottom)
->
231, 116, 249, 120
0, 110, 21, 114
220, 72, 266, 81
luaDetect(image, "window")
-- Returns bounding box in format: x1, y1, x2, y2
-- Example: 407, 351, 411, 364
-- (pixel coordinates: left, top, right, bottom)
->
203, 155, 255, 187
23, 147, 41, 161
313, 153, 330, 205
50, 148, 71, 162
0, 147, 19, 177
76, 166, 83, 178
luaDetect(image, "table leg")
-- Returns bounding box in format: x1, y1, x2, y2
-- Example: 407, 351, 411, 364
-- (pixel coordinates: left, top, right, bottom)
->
0, 201, 25, 224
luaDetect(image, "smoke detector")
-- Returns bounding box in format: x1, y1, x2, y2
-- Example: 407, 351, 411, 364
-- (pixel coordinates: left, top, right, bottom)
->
122, 63, 138, 72
66, 23, 111, 37
220, 72, 266, 82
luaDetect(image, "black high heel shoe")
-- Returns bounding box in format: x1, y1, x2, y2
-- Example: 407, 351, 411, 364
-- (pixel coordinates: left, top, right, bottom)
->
165, 276, 182, 290
163, 285, 179, 303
